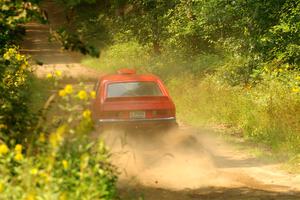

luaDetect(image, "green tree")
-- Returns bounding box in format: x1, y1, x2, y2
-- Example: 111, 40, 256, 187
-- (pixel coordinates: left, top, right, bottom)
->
259, 0, 300, 65
121, 0, 178, 54
0, 0, 41, 51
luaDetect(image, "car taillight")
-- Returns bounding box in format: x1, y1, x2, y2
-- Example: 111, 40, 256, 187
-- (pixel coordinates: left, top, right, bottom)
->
152, 109, 173, 117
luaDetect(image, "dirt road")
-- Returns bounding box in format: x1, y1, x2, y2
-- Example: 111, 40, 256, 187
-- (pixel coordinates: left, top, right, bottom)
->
21, 1, 300, 199
102, 128, 300, 200
20, 0, 98, 81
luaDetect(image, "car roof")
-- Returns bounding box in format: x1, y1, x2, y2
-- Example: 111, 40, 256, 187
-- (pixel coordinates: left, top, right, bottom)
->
99, 73, 161, 83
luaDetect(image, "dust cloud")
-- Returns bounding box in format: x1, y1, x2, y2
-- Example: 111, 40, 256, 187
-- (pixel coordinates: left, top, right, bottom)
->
99, 128, 240, 190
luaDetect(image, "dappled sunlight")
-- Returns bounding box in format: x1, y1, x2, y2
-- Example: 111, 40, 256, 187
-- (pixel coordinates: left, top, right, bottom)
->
1, 0, 299, 199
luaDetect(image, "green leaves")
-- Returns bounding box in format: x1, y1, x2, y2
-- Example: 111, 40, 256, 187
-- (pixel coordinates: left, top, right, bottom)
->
56, 0, 97, 8
51, 0, 299, 84
0, 47, 34, 140
260, 1, 300, 65
0, 0, 41, 47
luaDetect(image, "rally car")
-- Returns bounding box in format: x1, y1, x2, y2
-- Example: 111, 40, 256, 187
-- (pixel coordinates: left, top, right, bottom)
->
91, 69, 177, 130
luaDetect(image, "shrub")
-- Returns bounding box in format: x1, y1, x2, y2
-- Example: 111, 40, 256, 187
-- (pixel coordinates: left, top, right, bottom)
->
0, 0, 41, 48
0, 47, 35, 141
0, 78, 117, 200
172, 73, 300, 154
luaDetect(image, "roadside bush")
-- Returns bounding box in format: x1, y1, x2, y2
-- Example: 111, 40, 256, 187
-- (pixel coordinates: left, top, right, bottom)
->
0, 47, 35, 141
82, 41, 223, 79
0, 1, 118, 198
0, 0, 45, 141
172, 73, 300, 154
0, 0, 41, 48
82, 41, 150, 73
0, 78, 117, 200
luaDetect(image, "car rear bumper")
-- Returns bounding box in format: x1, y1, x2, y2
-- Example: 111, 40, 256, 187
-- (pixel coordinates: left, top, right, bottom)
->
97, 117, 177, 129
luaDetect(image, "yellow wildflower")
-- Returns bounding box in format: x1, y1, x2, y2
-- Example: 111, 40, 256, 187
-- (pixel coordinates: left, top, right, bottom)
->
80, 154, 89, 171
55, 70, 62, 77
16, 53, 22, 61
90, 91, 96, 99
3, 52, 10, 60
292, 88, 299, 93
59, 193, 67, 200
24, 193, 36, 200
8, 48, 15, 54
40, 172, 50, 183
21, 64, 27, 70
46, 73, 53, 79
49, 125, 66, 148
49, 132, 58, 147
77, 90, 88, 100
58, 89, 66, 97
30, 168, 38, 175
263, 66, 269, 72
82, 110, 91, 119
295, 76, 300, 81
15, 144, 22, 153
64, 84, 73, 94
38, 133, 46, 143
0, 144, 9, 155
0, 124, 7, 129
0, 182, 3, 193
62, 160, 68, 170
14, 153, 23, 161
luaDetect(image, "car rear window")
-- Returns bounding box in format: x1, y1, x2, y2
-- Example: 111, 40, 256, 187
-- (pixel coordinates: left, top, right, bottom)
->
107, 82, 163, 97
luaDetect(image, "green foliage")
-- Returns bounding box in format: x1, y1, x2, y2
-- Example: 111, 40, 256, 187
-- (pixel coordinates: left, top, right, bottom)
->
83, 42, 300, 158
0, 1, 118, 198
57, 0, 300, 83
114, 0, 177, 53
83, 41, 223, 79
55, 0, 97, 7
82, 41, 151, 72
53, 28, 101, 57
188, 75, 300, 155
0, 0, 48, 141
0, 81, 117, 199
260, 1, 300, 65
51, 1, 111, 57
0, 0, 41, 49
0, 47, 36, 141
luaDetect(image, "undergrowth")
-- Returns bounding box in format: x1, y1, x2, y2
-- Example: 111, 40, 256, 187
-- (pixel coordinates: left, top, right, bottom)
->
0, 64, 118, 199
83, 41, 300, 160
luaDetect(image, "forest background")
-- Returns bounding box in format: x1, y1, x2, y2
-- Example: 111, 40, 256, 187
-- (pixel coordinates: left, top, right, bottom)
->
0, 0, 299, 199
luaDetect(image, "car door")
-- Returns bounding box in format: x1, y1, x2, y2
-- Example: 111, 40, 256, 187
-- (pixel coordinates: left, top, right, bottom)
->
91, 80, 100, 120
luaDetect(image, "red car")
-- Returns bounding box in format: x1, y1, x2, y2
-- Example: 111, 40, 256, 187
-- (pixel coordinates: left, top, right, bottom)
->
91, 69, 177, 130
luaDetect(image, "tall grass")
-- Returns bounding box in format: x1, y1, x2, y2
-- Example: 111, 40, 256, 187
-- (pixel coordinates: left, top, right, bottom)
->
83, 41, 300, 157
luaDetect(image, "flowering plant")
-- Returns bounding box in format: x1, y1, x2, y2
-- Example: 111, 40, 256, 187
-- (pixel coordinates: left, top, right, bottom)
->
0, 47, 34, 140
0, 71, 117, 200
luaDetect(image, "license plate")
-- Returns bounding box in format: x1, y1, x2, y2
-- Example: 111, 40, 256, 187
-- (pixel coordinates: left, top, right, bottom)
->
130, 111, 146, 119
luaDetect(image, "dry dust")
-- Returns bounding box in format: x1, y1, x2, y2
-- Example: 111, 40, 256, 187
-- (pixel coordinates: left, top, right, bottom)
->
102, 129, 224, 189
98, 127, 300, 194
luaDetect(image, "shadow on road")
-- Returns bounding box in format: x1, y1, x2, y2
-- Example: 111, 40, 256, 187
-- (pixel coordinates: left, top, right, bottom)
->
21, 23, 82, 65
119, 185, 300, 200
